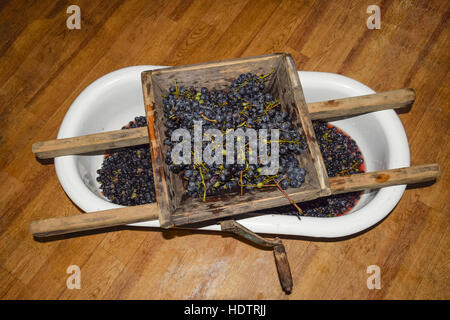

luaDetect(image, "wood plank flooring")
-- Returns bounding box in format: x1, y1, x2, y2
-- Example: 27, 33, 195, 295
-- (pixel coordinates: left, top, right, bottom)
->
0, 0, 448, 299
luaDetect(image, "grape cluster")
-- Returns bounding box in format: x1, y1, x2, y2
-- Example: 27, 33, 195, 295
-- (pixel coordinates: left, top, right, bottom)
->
96, 117, 156, 206
258, 121, 365, 217
161, 71, 308, 200
313, 121, 364, 177
96, 117, 364, 217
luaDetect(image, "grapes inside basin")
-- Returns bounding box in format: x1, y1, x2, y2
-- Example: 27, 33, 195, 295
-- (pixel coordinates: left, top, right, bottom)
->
55, 66, 410, 238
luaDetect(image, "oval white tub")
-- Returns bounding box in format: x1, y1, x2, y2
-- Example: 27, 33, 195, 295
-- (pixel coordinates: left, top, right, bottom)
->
55, 66, 410, 238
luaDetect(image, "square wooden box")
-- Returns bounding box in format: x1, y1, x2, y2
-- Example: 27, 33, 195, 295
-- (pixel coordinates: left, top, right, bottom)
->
141, 53, 330, 228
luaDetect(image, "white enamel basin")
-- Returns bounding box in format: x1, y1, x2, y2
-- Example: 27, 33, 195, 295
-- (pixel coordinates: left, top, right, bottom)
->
55, 66, 410, 238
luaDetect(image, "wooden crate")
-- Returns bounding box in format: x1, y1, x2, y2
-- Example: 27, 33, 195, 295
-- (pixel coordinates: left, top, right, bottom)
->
141, 53, 330, 228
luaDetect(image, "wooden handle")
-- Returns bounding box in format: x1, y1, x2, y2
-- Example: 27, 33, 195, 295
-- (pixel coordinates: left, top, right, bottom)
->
273, 244, 293, 294
33, 88, 415, 159
32, 127, 149, 159
30, 164, 438, 237
30, 203, 159, 237
220, 220, 293, 294
308, 88, 415, 120
329, 163, 440, 194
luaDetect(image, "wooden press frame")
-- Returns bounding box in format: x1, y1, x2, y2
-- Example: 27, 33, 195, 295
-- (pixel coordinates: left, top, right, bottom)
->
141, 53, 330, 228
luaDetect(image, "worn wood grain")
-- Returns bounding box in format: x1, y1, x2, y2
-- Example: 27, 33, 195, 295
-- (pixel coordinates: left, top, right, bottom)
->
142, 53, 329, 227
29, 164, 439, 237
220, 220, 293, 294
32, 127, 150, 159
0, 0, 448, 299
29, 203, 160, 237
32, 88, 415, 159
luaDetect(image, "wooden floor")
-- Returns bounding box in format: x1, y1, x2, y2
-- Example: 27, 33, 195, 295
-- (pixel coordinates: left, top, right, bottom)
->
0, 0, 449, 299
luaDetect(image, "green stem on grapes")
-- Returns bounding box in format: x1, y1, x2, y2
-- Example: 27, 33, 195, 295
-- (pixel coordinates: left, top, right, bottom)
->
174, 79, 179, 99
258, 68, 275, 82
199, 166, 207, 202
201, 113, 217, 123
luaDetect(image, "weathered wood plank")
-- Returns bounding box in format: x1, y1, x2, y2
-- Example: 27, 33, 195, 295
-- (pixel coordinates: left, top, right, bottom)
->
29, 203, 159, 237
29, 164, 440, 237
31, 127, 149, 159
142, 53, 330, 227
32, 88, 415, 159
308, 88, 416, 120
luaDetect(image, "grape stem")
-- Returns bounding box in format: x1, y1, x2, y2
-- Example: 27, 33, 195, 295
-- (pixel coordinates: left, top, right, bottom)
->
240, 170, 244, 196
274, 176, 303, 218
201, 113, 217, 123
199, 166, 207, 202
174, 79, 179, 99
264, 101, 280, 113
